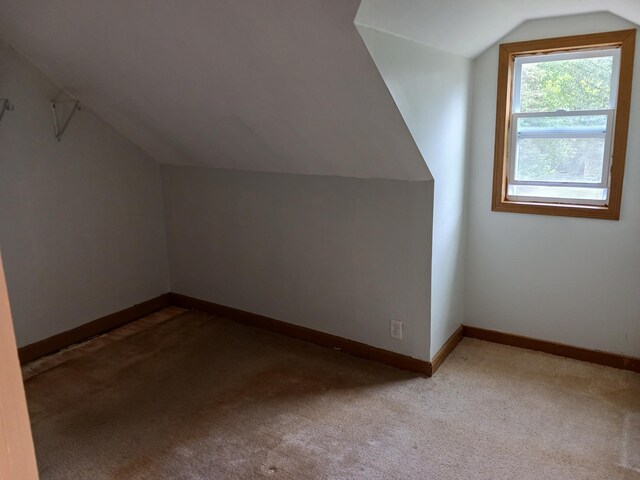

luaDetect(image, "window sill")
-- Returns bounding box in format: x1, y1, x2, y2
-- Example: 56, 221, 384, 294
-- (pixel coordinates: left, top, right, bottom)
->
491, 198, 619, 220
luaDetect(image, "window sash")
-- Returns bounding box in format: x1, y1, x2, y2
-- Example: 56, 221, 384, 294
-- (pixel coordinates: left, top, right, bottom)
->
508, 109, 615, 189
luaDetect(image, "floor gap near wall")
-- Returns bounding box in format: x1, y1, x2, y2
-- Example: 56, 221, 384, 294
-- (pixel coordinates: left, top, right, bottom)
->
21, 306, 186, 380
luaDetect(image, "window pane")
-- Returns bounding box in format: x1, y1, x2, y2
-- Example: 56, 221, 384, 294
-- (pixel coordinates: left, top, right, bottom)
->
520, 55, 614, 112
514, 137, 605, 183
518, 114, 607, 131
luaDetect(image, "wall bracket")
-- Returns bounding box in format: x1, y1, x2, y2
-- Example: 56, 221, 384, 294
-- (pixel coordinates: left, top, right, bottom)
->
0, 98, 14, 123
51, 91, 84, 141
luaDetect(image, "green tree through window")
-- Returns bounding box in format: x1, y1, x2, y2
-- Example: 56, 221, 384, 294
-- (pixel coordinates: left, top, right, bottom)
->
520, 56, 614, 113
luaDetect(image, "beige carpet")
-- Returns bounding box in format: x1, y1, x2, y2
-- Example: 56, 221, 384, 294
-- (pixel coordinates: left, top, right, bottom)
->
25, 310, 640, 479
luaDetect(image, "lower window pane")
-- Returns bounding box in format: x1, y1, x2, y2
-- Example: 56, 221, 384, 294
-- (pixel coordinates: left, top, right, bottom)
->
515, 136, 605, 183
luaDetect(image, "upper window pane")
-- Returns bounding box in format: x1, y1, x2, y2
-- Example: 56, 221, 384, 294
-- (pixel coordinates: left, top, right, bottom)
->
519, 54, 615, 113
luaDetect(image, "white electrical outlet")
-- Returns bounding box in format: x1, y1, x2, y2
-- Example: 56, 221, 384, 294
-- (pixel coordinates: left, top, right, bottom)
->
390, 319, 403, 340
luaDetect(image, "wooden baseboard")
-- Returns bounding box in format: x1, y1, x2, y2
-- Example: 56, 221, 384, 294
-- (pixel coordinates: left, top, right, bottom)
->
18, 294, 172, 364
463, 325, 640, 374
431, 325, 464, 375
168, 293, 433, 376
19, 291, 638, 376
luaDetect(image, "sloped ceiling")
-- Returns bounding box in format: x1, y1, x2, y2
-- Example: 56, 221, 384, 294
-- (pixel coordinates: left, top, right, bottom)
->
0, 1, 430, 180
356, 0, 640, 58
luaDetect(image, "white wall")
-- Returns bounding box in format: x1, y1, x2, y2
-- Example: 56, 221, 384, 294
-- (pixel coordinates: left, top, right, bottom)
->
0, 43, 170, 347
465, 13, 640, 357
356, 25, 472, 358
162, 166, 433, 360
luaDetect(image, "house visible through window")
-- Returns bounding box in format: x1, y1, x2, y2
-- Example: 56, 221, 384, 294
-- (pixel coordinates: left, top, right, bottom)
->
492, 30, 636, 220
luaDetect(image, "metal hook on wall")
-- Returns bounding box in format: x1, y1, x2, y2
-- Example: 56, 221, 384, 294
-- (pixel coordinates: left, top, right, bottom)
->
0, 98, 14, 123
51, 90, 84, 141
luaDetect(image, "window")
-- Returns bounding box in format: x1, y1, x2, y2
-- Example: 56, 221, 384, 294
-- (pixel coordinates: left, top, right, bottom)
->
492, 30, 636, 219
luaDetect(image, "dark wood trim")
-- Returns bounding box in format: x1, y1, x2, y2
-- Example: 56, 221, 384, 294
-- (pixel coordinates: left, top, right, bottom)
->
18, 294, 172, 364
168, 293, 432, 376
491, 29, 636, 220
430, 325, 464, 375
463, 325, 640, 374
21, 291, 637, 377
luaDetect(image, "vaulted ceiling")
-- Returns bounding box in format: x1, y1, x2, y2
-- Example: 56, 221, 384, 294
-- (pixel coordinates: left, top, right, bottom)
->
0, 1, 429, 180
2, 1, 638, 180
356, 0, 640, 58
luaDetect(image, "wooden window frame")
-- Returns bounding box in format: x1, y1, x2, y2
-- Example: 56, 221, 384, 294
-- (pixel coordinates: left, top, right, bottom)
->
491, 29, 636, 220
